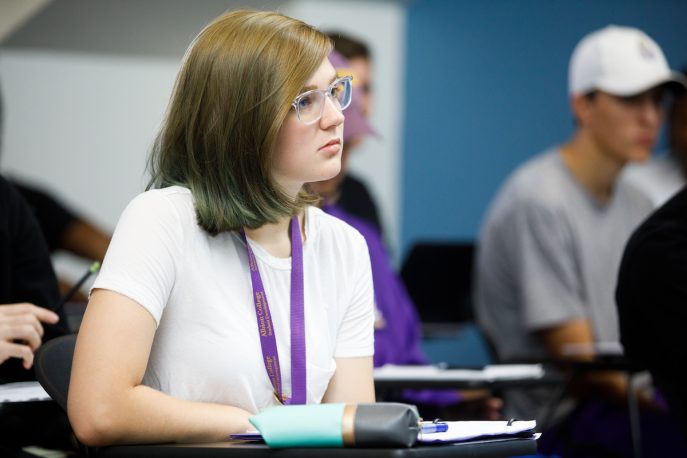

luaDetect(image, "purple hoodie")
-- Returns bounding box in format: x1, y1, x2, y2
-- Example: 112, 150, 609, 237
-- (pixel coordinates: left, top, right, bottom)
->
323, 203, 461, 406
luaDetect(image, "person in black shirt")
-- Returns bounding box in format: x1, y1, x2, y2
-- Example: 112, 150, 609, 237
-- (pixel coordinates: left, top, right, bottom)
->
0, 176, 68, 378
617, 185, 687, 439
338, 174, 383, 235
10, 179, 79, 253
0, 175, 72, 456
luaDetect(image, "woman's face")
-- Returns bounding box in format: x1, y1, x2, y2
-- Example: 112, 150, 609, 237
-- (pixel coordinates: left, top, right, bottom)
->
307, 137, 364, 201
272, 58, 345, 198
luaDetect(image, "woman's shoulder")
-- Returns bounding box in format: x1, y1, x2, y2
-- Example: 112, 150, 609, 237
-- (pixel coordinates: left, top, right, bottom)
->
126, 186, 193, 213
130, 185, 191, 203
118, 186, 195, 231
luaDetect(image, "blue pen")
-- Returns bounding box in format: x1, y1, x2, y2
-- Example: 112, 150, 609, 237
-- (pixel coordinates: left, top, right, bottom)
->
420, 422, 448, 434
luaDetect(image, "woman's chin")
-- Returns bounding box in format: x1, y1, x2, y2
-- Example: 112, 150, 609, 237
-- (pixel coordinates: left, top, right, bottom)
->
310, 169, 343, 195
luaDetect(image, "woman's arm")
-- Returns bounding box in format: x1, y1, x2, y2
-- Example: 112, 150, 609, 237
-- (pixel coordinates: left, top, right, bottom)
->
321, 356, 375, 404
68, 289, 252, 446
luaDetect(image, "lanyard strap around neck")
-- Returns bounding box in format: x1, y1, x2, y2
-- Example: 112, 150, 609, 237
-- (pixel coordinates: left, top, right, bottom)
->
241, 215, 306, 404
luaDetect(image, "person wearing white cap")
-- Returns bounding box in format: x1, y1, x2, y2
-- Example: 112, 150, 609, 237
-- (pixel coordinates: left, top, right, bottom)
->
475, 25, 687, 455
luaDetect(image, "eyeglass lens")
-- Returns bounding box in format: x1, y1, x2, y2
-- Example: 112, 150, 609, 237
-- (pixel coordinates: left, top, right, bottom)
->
295, 78, 351, 124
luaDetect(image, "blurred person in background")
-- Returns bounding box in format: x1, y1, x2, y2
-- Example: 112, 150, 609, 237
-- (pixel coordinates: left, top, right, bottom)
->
317, 31, 384, 237
475, 25, 687, 457
0, 174, 73, 457
311, 50, 502, 421
617, 184, 687, 441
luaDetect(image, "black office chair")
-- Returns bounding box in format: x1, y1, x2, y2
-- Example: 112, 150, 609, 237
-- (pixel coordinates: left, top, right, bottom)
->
400, 241, 496, 367
400, 241, 476, 324
34, 333, 77, 413
32, 333, 96, 456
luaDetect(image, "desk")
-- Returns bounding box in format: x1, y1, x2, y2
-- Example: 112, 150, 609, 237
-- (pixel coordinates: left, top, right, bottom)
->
374, 365, 564, 395
97, 437, 537, 458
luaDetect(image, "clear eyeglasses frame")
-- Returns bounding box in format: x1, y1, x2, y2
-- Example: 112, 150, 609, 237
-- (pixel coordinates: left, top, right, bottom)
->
291, 75, 353, 125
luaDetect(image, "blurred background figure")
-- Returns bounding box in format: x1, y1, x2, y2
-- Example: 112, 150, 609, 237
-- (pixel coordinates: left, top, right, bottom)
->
314, 31, 384, 237
0, 174, 74, 457
330, 32, 373, 117
311, 49, 502, 421
475, 25, 687, 457
617, 185, 687, 442
623, 66, 687, 207
0, 175, 68, 381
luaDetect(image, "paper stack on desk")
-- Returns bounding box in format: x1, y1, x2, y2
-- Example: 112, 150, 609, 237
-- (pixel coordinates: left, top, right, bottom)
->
418, 420, 537, 443
373, 364, 544, 381
0, 381, 51, 403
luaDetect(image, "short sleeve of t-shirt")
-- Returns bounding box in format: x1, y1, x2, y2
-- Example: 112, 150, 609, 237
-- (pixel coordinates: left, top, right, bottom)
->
92, 190, 183, 325
514, 199, 586, 331
331, 225, 375, 358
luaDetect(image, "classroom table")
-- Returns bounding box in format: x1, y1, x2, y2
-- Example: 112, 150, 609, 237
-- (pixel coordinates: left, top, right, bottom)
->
97, 436, 538, 458
373, 364, 564, 399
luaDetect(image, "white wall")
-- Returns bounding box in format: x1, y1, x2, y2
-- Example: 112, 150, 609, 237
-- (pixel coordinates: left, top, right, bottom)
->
0, 0, 405, 283
0, 51, 179, 281
1, 51, 177, 231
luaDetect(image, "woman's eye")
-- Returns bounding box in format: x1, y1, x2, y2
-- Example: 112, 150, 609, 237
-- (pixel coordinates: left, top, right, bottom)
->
298, 94, 314, 109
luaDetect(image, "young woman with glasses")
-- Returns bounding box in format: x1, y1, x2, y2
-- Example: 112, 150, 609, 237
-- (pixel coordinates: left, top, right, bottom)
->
68, 10, 374, 446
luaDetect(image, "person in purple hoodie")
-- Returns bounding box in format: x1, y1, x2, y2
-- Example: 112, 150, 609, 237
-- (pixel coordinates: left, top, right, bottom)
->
310, 50, 502, 420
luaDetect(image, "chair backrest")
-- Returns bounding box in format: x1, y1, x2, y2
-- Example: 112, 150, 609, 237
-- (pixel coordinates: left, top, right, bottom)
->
400, 241, 475, 324
34, 333, 77, 412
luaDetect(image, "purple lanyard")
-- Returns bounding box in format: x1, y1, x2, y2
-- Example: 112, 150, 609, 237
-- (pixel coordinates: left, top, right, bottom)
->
240, 215, 306, 405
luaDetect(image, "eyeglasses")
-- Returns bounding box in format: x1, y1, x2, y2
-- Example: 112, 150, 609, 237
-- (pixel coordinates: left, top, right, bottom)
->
291, 76, 352, 124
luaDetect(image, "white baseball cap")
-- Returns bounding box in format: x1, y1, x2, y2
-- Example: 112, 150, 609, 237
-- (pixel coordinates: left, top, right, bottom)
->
569, 25, 686, 96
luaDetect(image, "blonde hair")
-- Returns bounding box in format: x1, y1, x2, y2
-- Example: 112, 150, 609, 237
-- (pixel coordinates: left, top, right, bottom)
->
148, 10, 332, 234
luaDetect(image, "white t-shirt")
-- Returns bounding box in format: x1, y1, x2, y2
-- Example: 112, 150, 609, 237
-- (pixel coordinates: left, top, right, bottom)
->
622, 153, 686, 208
93, 186, 374, 414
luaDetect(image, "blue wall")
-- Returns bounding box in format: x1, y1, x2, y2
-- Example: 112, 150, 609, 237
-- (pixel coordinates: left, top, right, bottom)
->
401, 0, 687, 256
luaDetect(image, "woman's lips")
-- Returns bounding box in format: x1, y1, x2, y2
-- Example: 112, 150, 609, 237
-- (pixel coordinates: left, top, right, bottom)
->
319, 138, 341, 154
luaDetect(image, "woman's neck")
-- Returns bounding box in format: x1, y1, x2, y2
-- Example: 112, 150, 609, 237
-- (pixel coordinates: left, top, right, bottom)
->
243, 211, 306, 259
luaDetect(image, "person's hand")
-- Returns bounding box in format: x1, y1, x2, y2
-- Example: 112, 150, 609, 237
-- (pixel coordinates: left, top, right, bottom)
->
0, 303, 60, 369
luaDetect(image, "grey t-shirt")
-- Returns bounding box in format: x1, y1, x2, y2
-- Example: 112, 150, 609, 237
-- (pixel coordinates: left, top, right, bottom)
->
475, 148, 653, 420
